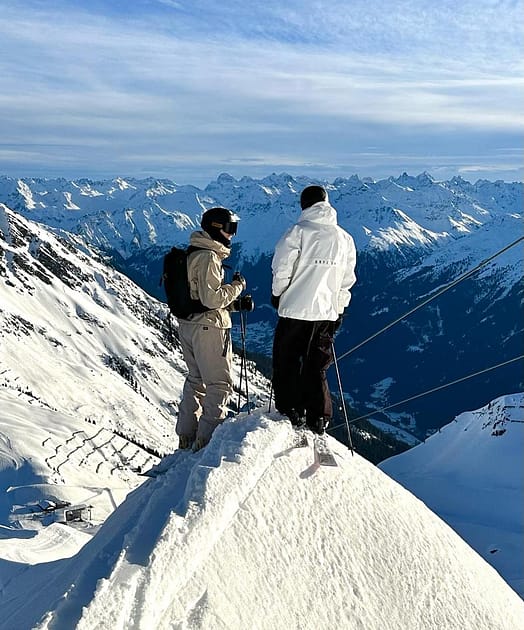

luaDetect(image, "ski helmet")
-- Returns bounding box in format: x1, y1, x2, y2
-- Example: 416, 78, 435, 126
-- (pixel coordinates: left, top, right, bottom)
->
200, 207, 240, 247
300, 185, 328, 210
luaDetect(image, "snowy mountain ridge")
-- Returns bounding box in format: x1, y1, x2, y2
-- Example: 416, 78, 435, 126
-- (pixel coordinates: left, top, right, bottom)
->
2, 410, 523, 630
1, 172, 521, 259
380, 392, 524, 598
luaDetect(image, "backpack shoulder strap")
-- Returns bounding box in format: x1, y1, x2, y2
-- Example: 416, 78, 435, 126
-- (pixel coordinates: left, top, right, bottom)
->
187, 245, 207, 255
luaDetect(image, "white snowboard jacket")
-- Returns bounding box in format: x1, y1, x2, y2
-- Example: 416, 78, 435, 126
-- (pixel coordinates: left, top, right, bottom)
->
271, 201, 357, 321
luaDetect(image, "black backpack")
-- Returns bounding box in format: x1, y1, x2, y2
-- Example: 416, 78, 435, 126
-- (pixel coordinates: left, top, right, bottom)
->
161, 246, 210, 319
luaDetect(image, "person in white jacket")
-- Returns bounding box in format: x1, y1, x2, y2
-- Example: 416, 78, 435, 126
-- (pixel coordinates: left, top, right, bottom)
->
271, 185, 357, 434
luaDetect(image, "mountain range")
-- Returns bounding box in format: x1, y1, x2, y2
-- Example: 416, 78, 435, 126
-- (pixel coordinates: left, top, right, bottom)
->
1, 187, 523, 623
1, 172, 522, 441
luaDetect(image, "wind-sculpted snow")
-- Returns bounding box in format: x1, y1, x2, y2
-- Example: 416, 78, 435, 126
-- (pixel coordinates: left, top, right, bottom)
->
1, 413, 523, 630
380, 393, 524, 598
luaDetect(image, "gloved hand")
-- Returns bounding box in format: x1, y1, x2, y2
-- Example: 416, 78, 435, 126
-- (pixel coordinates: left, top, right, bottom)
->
333, 311, 344, 334
232, 295, 255, 312
232, 271, 247, 291
271, 294, 280, 309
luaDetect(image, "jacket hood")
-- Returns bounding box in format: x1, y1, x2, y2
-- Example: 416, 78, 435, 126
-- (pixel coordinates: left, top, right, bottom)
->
190, 230, 231, 260
298, 200, 338, 225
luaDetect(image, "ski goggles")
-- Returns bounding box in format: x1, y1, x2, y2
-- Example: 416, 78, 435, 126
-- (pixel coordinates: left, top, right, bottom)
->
222, 221, 238, 235
210, 220, 238, 235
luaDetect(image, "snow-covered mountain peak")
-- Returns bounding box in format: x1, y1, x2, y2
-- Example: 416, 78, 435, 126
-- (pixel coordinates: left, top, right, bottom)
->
394, 171, 436, 188
112, 177, 136, 192
216, 171, 237, 184
16, 178, 43, 210
0, 173, 521, 258
380, 393, 524, 597
72, 179, 105, 198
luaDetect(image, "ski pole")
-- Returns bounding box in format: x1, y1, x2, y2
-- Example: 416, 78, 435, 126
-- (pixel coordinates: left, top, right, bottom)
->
237, 310, 251, 414
237, 317, 245, 412
242, 311, 251, 413
331, 341, 354, 455
237, 354, 244, 414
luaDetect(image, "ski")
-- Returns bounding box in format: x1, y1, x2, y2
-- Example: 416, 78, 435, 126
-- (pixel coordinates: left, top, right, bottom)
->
292, 427, 310, 449
273, 428, 310, 460
313, 434, 338, 467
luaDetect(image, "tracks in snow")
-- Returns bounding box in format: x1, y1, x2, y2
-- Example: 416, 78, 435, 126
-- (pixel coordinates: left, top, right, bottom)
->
42, 417, 291, 630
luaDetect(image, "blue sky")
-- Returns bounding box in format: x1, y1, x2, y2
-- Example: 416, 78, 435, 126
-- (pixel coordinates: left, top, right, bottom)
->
0, 0, 522, 186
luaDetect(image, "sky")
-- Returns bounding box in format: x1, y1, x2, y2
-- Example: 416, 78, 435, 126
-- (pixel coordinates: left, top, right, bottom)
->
0, 0, 523, 186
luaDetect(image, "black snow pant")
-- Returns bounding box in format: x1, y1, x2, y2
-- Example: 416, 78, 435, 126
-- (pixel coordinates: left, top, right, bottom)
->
272, 317, 336, 429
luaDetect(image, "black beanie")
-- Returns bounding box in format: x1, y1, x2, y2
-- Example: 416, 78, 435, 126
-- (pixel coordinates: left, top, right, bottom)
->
300, 185, 328, 210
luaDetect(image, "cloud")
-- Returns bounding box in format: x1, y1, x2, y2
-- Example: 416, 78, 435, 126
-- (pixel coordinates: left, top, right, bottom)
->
0, 0, 522, 183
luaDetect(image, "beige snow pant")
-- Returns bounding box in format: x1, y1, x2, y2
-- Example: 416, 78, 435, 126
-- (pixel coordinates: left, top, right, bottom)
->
176, 320, 233, 444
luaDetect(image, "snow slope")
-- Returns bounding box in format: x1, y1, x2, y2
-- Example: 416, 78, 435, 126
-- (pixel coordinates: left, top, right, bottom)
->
0, 202, 269, 582
1, 412, 522, 630
380, 394, 524, 598
0, 201, 184, 452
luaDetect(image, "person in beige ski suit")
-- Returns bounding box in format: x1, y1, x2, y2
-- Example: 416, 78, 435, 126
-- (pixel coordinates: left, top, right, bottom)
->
176, 207, 247, 451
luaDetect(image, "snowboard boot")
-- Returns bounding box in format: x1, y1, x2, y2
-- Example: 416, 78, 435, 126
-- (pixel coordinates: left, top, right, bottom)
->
288, 409, 306, 429
307, 416, 330, 435
178, 435, 194, 450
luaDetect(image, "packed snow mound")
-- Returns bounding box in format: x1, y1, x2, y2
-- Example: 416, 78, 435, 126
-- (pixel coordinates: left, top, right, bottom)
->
380, 393, 524, 598
2, 412, 522, 630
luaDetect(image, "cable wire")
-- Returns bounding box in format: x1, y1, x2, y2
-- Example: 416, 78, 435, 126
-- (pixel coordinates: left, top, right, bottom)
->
329, 354, 524, 432
337, 236, 524, 363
